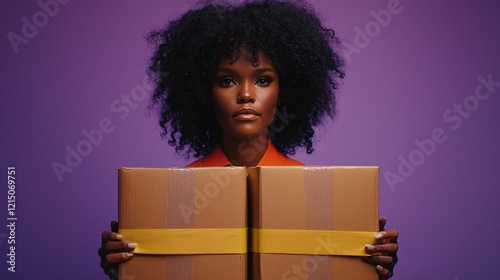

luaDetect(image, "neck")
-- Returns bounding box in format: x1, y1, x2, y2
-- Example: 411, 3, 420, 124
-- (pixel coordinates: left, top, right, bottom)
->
219, 132, 269, 167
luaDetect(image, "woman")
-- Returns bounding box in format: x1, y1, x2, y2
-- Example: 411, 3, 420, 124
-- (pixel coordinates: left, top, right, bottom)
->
99, 0, 398, 278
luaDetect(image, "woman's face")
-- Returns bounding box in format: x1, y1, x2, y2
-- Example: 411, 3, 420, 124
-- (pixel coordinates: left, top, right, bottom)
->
212, 49, 279, 140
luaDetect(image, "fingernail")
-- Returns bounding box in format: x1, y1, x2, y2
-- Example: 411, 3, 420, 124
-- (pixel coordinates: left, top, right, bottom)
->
376, 265, 384, 272
375, 232, 384, 239
365, 244, 375, 250
127, 242, 137, 249
124, 253, 134, 258
115, 234, 123, 240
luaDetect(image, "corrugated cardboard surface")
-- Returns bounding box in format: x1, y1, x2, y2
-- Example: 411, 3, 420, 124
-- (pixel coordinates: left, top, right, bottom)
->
248, 166, 379, 280
118, 167, 247, 280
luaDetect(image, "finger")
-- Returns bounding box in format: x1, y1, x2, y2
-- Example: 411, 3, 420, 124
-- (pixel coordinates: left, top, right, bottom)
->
379, 217, 387, 231
100, 252, 133, 279
98, 240, 136, 258
111, 220, 118, 233
102, 231, 123, 242
365, 243, 398, 255
104, 241, 137, 254
383, 229, 398, 240
362, 254, 394, 266
100, 252, 116, 271
375, 229, 399, 243
105, 252, 134, 266
361, 257, 394, 280
376, 264, 392, 280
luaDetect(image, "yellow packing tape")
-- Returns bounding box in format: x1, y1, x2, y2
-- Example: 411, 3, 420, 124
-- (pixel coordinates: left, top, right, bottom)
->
119, 228, 247, 254
251, 228, 377, 256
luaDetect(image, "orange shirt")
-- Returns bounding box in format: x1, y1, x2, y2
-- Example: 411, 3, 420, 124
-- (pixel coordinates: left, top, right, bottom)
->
186, 140, 303, 167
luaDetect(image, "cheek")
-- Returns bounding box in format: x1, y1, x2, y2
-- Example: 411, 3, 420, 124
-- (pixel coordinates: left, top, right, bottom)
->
212, 92, 234, 127
212, 91, 230, 112
263, 87, 279, 116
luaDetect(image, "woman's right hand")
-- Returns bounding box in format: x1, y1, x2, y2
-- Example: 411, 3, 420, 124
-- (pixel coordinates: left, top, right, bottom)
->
98, 221, 136, 279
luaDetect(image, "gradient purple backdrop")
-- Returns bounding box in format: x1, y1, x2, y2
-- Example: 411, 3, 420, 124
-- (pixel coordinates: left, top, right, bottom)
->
1, 0, 499, 279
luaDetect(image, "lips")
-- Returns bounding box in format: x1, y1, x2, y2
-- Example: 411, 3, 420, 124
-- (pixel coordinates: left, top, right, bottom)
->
233, 107, 260, 120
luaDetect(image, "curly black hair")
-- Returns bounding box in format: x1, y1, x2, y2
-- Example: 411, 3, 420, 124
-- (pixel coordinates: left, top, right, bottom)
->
147, 0, 345, 159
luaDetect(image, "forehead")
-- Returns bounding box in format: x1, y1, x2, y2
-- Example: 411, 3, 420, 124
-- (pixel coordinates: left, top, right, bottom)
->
217, 48, 275, 69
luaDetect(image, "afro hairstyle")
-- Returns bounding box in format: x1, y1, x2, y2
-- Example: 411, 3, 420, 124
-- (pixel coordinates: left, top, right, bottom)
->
147, 0, 345, 158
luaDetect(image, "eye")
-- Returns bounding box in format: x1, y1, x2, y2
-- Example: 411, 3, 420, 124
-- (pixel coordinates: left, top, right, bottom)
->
217, 77, 236, 87
255, 77, 273, 86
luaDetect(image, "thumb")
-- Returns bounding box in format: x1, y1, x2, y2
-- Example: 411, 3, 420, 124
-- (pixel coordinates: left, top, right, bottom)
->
379, 217, 387, 231
111, 220, 119, 233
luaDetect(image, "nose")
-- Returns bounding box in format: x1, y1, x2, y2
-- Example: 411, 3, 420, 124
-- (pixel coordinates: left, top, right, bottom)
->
237, 82, 255, 104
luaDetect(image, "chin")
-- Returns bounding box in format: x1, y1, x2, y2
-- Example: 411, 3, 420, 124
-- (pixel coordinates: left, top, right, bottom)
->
230, 128, 267, 141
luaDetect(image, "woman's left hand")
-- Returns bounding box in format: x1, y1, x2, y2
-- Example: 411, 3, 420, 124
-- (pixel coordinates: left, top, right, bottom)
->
362, 217, 398, 279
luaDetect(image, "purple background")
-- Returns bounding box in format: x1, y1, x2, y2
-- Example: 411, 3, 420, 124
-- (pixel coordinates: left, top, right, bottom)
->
1, 0, 499, 279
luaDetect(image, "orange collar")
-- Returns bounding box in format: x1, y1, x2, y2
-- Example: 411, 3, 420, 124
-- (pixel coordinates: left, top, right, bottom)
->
186, 139, 303, 167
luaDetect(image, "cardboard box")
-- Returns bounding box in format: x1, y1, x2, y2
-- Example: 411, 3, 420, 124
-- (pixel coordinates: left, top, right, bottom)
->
118, 167, 247, 280
247, 166, 379, 280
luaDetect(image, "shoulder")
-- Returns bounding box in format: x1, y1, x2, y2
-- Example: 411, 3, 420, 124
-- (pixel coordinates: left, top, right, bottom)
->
258, 141, 304, 166
186, 158, 203, 167
185, 145, 230, 167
